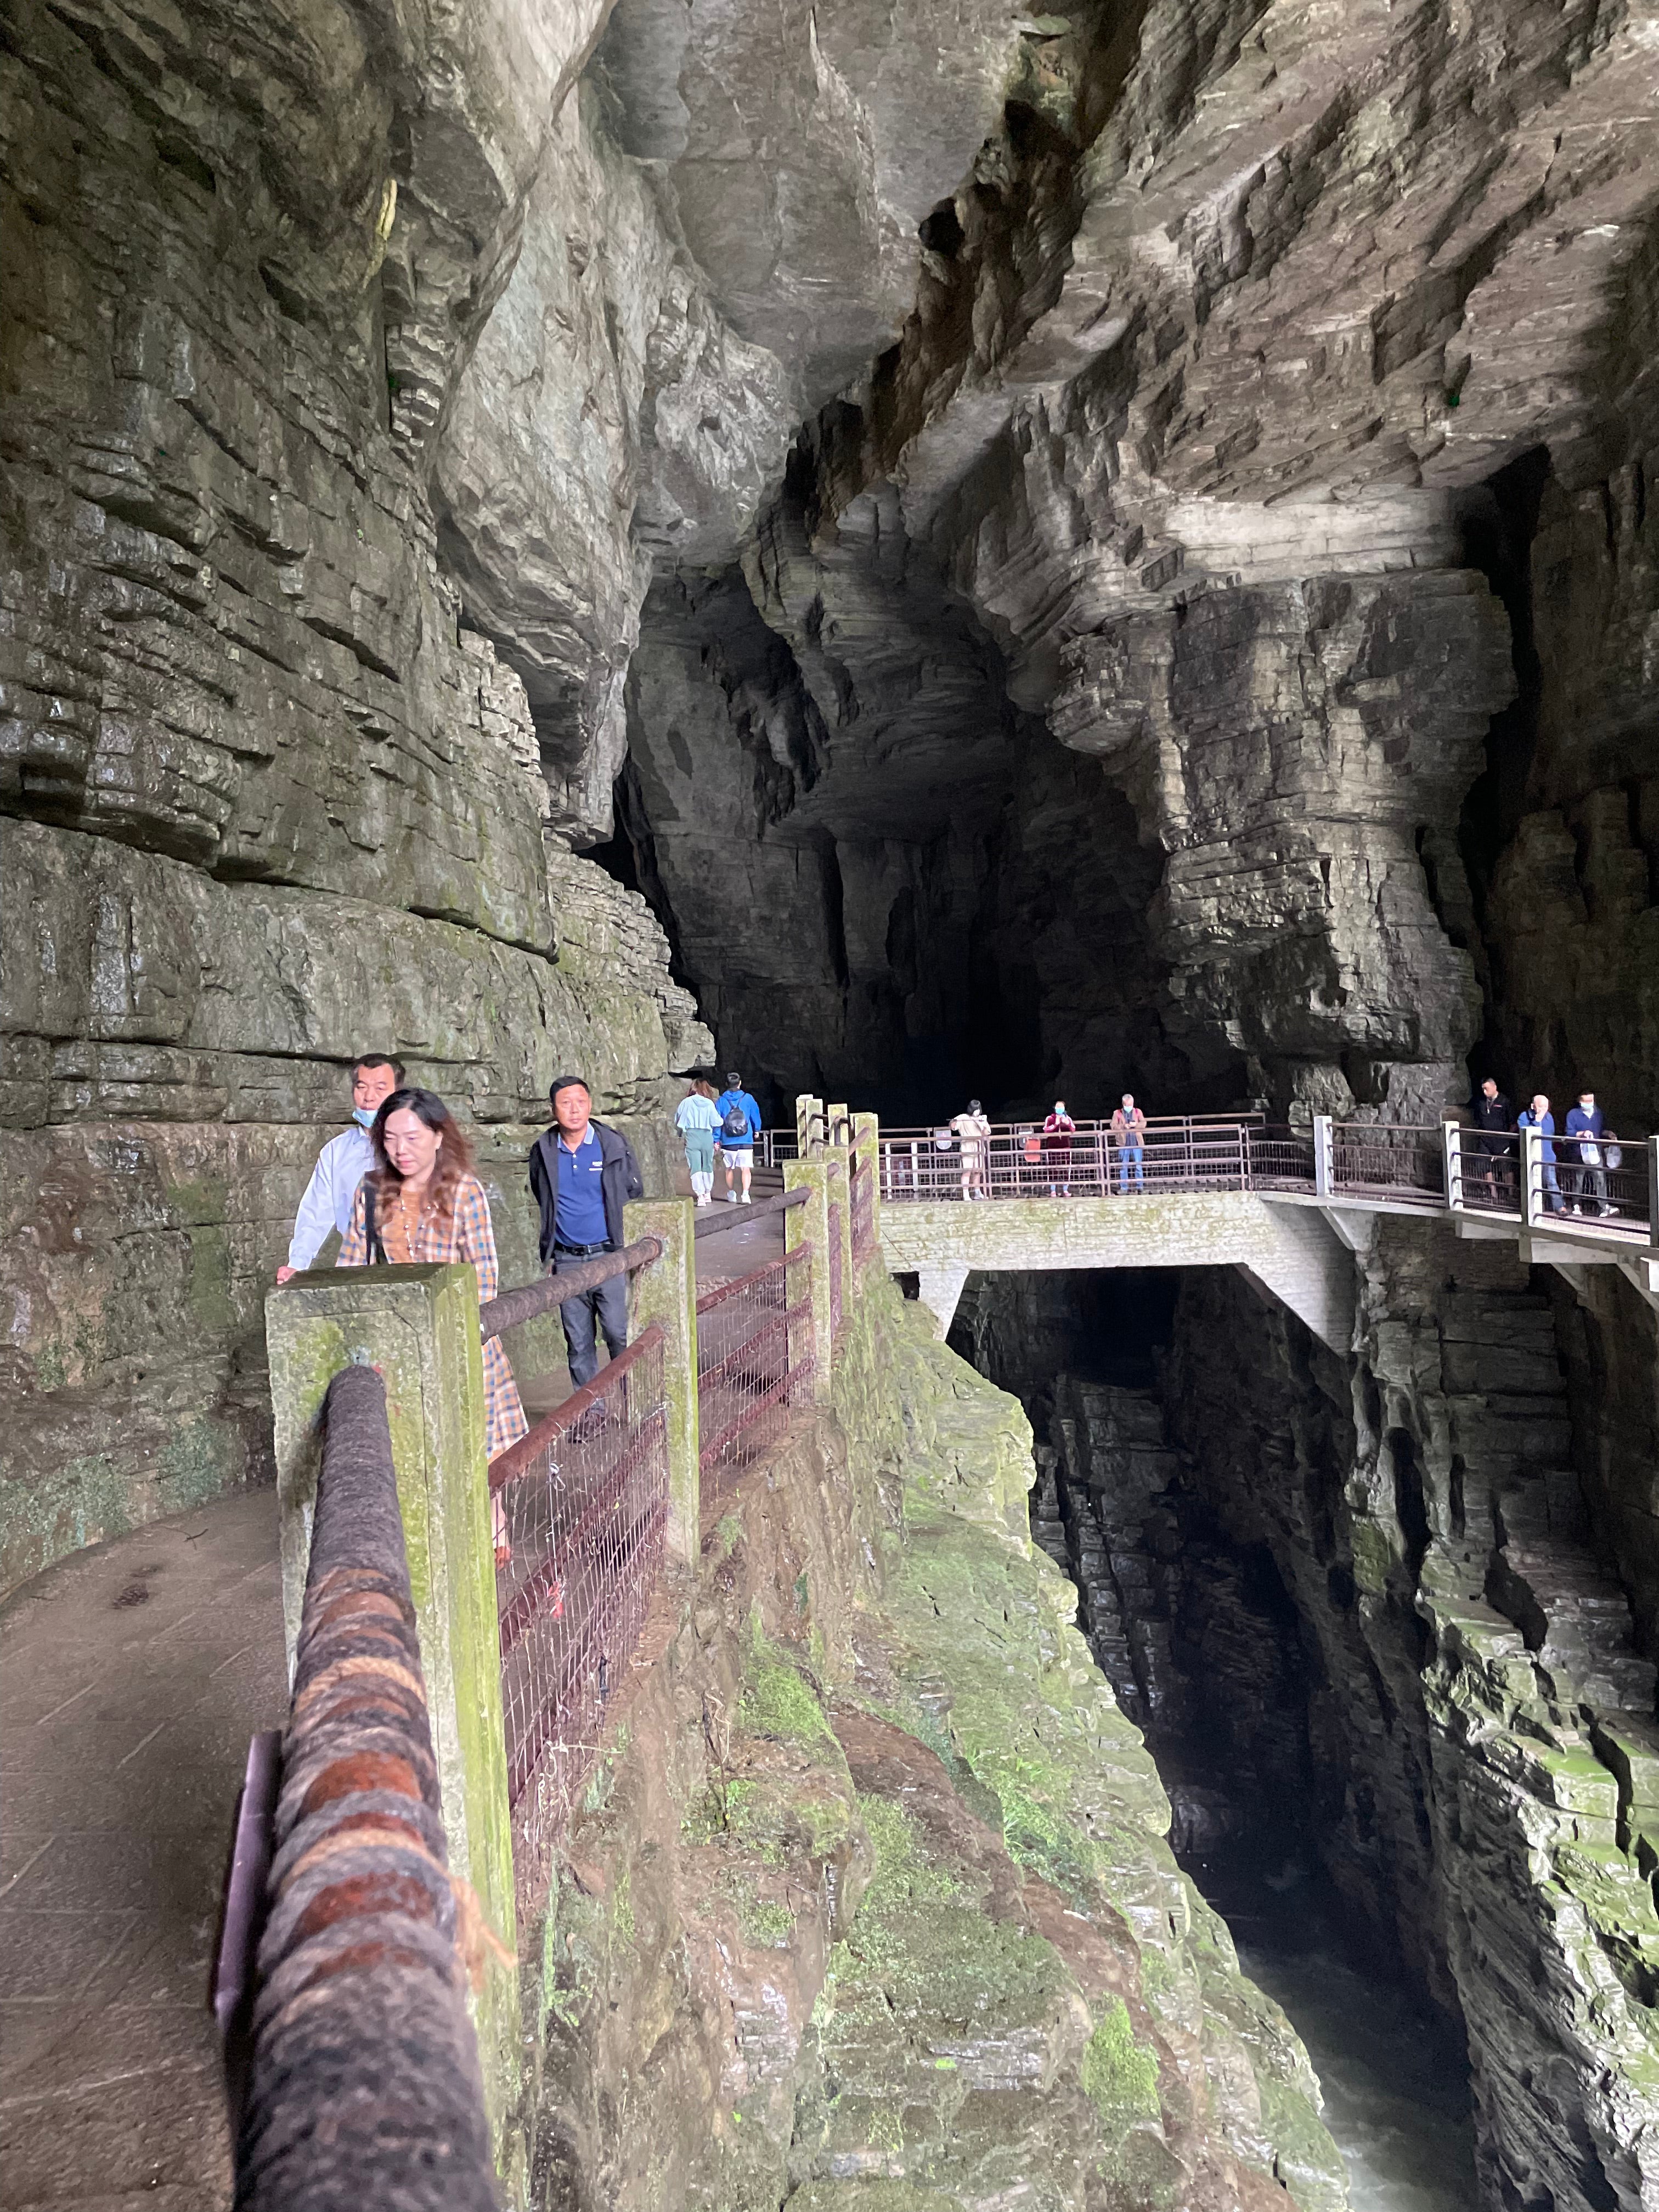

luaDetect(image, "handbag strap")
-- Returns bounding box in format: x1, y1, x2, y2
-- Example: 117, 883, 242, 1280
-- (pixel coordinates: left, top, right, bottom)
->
364, 1183, 388, 1267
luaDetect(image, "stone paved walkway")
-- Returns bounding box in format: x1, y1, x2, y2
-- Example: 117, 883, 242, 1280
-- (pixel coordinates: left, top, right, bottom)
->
0, 1198, 789, 2205
0, 1491, 285, 2212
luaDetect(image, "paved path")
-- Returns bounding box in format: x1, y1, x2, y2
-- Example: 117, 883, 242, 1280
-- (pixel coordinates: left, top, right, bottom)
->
0, 1189, 784, 2204
0, 1491, 284, 2212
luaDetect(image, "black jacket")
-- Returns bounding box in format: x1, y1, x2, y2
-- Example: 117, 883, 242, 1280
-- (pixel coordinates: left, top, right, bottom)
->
1471, 1091, 1514, 1152
529, 1120, 645, 1263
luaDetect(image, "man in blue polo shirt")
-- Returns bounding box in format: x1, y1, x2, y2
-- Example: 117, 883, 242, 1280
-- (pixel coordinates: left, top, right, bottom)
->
528, 1074, 645, 1386
714, 1069, 762, 1203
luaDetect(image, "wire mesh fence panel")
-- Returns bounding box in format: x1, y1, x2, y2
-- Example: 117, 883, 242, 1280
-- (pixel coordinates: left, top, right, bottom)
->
489, 1325, 669, 1914
850, 1155, 875, 1260
1244, 1125, 1317, 1189
1552, 1138, 1649, 1231
875, 1117, 1273, 1200
1331, 1124, 1446, 1201
1451, 1127, 1522, 1218
695, 1248, 815, 1499
828, 1203, 844, 1336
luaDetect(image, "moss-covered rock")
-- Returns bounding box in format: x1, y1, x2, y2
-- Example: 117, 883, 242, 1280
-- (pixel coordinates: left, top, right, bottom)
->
526, 1266, 1344, 2212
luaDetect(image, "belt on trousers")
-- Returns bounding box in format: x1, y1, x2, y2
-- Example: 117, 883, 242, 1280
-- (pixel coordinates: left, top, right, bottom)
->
554, 1241, 612, 1259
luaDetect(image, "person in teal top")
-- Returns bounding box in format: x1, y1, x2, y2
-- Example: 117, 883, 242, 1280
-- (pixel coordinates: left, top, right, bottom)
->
676, 1077, 724, 1205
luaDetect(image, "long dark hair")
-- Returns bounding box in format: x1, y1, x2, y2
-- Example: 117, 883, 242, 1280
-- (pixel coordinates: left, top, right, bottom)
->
368, 1087, 475, 1222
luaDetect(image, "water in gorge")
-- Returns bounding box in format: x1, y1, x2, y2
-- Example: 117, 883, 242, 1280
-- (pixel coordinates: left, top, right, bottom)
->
1190, 1844, 1479, 2212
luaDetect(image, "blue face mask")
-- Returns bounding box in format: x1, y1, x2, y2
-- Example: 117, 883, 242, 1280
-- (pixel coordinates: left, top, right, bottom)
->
352, 1106, 378, 1130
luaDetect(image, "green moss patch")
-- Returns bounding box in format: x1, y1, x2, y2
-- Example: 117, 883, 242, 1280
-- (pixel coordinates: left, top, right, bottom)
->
1081, 1998, 1161, 2134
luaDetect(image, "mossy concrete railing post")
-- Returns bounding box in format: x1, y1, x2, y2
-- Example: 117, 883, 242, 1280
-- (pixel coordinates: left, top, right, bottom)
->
797, 1091, 824, 1156
264, 1265, 520, 2166
783, 1159, 834, 1401
625, 1198, 699, 1565
826, 1108, 855, 1302
853, 1111, 881, 1260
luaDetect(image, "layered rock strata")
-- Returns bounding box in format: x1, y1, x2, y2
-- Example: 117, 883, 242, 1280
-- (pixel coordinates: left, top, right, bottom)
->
523, 1266, 1346, 2211
978, 1232, 1659, 2212
612, 0, 1659, 1124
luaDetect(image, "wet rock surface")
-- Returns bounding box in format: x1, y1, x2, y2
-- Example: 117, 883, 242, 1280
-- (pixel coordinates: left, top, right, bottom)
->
967, 1231, 1659, 2212
527, 1269, 1345, 2212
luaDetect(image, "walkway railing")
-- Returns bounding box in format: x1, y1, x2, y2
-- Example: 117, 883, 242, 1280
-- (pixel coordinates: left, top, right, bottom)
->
695, 1248, 815, 1493
234, 1363, 498, 2211
850, 1150, 876, 1261
876, 1114, 1657, 1249
488, 1327, 670, 1901
472, 1115, 870, 1877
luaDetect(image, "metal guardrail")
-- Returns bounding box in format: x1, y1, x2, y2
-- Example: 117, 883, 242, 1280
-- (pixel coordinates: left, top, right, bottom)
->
479, 1234, 663, 1340
230, 1363, 497, 2211
695, 1248, 815, 1492
489, 1325, 669, 1892
692, 1185, 810, 1240
877, 1114, 1657, 1249
878, 1117, 1280, 1200
850, 1150, 875, 1261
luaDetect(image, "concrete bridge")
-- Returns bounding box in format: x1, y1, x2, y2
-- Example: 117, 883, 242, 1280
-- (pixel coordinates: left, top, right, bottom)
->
873, 1115, 1659, 1342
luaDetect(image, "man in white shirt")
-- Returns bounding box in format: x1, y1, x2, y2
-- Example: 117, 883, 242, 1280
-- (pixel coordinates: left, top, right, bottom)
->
275, 1055, 404, 1281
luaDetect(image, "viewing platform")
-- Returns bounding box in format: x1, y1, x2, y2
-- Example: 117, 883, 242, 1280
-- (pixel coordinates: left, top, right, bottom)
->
873, 1114, 1659, 1337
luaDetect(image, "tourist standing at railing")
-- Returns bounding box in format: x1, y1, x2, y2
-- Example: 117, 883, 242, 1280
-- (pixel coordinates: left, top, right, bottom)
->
952, 1099, 991, 1198
529, 1075, 646, 1383
1564, 1090, 1610, 1216
338, 1090, 526, 1562
1042, 1101, 1076, 1196
714, 1070, 762, 1204
676, 1077, 723, 1206
1110, 1093, 1147, 1193
275, 1053, 403, 1282
1516, 1095, 1562, 1214
1470, 1077, 1516, 1198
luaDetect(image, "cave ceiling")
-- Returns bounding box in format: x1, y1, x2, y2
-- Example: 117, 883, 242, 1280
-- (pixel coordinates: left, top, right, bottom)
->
4, 0, 1657, 1126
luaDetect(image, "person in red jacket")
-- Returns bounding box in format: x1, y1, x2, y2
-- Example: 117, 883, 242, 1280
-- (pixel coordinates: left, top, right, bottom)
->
1042, 1101, 1076, 1195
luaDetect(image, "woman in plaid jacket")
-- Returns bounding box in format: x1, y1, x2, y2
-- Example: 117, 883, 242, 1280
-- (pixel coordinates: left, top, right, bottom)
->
337, 1087, 528, 1466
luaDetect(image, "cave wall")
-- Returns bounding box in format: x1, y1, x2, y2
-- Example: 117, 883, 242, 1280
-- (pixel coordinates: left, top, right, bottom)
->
0, 0, 740, 1590
523, 1263, 1350, 2212
617, 551, 1211, 1122
606, 0, 1659, 1125
983, 1235, 1659, 2212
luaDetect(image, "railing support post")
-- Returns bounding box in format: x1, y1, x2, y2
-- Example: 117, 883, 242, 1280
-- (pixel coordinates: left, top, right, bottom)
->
1443, 1119, 1464, 1212
1520, 1125, 1541, 1231
624, 1198, 700, 1567
853, 1111, 881, 1258
826, 1117, 854, 1305
265, 1266, 519, 2155
783, 1159, 834, 1400
797, 1092, 823, 1156
1313, 1114, 1334, 1200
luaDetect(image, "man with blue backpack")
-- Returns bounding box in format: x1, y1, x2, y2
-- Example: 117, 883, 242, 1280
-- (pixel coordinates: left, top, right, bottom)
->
715, 1070, 762, 1203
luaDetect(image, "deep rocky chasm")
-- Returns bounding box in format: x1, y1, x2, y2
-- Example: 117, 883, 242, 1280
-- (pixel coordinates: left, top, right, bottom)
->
3, 0, 1659, 2205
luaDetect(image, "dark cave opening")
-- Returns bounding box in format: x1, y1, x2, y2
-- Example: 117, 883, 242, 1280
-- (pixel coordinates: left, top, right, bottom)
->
954, 1260, 1482, 2201
596, 542, 1243, 1130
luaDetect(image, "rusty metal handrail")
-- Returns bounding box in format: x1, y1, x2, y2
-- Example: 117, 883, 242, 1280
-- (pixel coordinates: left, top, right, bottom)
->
479, 1234, 663, 1340
692, 1186, 810, 1240
488, 1321, 668, 1490
232, 1363, 496, 2211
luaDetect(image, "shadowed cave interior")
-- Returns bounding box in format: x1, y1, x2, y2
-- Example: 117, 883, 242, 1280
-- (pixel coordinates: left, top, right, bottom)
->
4, 0, 1659, 2202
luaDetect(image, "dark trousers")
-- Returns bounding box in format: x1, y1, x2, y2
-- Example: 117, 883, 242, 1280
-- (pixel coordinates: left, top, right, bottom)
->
555, 1250, 629, 1387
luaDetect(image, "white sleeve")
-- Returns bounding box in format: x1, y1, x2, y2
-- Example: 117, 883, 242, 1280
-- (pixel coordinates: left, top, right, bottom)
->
287, 1142, 340, 1272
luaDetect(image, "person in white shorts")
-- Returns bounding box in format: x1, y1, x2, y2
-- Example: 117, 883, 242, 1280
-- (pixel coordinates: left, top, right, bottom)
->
714, 1070, 762, 1202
